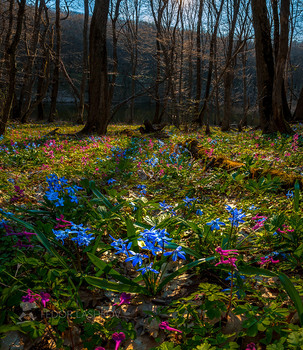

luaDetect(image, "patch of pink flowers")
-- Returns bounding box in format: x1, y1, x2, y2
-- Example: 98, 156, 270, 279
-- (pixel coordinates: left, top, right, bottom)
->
259, 256, 279, 265
215, 246, 239, 269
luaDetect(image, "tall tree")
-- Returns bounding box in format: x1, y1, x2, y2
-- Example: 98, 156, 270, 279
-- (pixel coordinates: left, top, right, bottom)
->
49, 0, 62, 122
81, 0, 110, 134
251, 0, 292, 133
0, 0, 26, 135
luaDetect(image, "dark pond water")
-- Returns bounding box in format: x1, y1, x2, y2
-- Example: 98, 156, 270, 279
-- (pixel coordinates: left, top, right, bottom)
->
33, 102, 258, 126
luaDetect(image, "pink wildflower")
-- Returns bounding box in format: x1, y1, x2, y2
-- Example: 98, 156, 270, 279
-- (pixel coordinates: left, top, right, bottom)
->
112, 332, 125, 350
113, 293, 131, 307
215, 247, 239, 256
215, 257, 238, 269
40, 292, 51, 308
22, 289, 40, 304
159, 321, 182, 333
259, 256, 279, 265
246, 343, 256, 350
95, 347, 105, 350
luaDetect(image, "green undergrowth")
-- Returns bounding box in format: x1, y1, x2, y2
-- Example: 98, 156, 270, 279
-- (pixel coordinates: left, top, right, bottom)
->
0, 122, 303, 350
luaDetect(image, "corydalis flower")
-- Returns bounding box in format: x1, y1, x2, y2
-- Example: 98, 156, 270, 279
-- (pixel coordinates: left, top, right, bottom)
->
245, 343, 256, 350
113, 293, 132, 307
40, 292, 51, 308
215, 246, 239, 269
259, 256, 279, 265
159, 321, 182, 333
22, 290, 50, 308
112, 332, 125, 350
22, 289, 40, 304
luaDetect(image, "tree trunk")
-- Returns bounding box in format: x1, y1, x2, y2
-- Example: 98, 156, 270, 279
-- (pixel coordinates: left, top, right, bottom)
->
48, 0, 61, 122
20, 0, 44, 123
271, 0, 292, 133
82, 0, 110, 135
221, 0, 240, 132
77, 0, 89, 124
197, 0, 224, 126
251, 0, 274, 133
194, 0, 204, 117
0, 0, 26, 135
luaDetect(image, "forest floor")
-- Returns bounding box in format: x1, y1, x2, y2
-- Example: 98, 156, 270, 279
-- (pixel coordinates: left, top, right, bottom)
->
1, 121, 303, 350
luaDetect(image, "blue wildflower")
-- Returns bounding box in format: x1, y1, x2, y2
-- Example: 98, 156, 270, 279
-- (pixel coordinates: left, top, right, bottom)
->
53, 229, 69, 244
206, 218, 226, 231
138, 263, 159, 275
226, 206, 246, 227
183, 196, 197, 207
125, 251, 149, 267
71, 232, 95, 246
196, 209, 203, 216
159, 200, 173, 211
137, 184, 147, 195
164, 246, 186, 261
286, 190, 294, 199
107, 178, 116, 184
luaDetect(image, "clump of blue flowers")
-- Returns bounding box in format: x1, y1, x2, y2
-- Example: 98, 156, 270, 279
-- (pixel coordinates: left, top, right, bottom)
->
137, 184, 147, 195
45, 174, 82, 207
225, 205, 246, 227
110, 226, 186, 276
53, 223, 94, 247
183, 196, 197, 207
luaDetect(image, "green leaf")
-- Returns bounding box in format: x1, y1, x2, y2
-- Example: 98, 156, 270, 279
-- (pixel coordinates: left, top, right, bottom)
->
89, 181, 113, 209
153, 341, 182, 350
278, 273, 303, 326
294, 180, 300, 212
0, 324, 24, 334
156, 257, 215, 293
84, 276, 148, 294
125, 218, 139, 252
87, 252, 140, 287
2, 214, 68, 269
237, 265, 277, 278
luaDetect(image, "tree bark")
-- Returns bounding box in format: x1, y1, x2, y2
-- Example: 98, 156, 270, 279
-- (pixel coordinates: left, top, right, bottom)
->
81, 0, 110, 135
221, 0, 240, 132
48, 0, 61, 122
251, 0, 274, 133
197, 0, 224, 126
77, 0, 89, 124
0, 0, 26, 135
271, 0, 292, 133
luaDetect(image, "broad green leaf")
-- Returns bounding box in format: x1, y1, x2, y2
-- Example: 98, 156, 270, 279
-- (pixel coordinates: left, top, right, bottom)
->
2, 214, 68, 269
87, 252, 140, 287
156, 257, 215, 293
237, 265, 277, 278
89, 181, 113, 209
84, 276, 148, 294
278, 272, 303, 326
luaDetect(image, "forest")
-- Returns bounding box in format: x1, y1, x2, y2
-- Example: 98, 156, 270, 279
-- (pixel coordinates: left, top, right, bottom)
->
1, 1, 303, 350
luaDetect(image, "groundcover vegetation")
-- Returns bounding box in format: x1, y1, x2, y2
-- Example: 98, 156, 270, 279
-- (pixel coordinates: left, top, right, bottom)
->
1, 122, 303, 350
